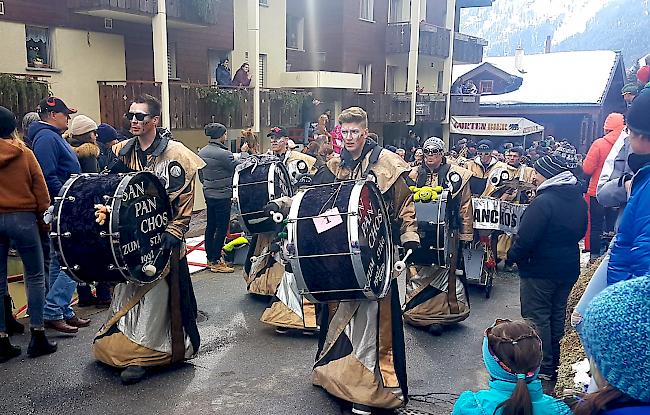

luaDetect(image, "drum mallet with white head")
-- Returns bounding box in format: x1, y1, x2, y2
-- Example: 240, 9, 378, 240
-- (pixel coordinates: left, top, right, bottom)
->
394, 249, 413, 272
142, 249, 164, 277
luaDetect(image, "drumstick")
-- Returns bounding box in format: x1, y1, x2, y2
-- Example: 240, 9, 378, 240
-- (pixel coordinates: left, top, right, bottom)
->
142, 249, 164, 277
394, 249, 413, 272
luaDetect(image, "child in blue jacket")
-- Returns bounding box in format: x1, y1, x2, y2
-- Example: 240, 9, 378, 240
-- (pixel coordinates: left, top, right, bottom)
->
452, 319, 571, 415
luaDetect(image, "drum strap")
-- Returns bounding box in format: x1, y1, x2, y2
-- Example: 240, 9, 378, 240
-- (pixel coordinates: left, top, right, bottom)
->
447, 233, 460, 315
361, 146, 384, 178
168, 248, 185, 364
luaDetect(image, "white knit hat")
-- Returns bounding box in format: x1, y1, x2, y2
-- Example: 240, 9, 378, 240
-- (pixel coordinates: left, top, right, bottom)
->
69, 115, 97, 136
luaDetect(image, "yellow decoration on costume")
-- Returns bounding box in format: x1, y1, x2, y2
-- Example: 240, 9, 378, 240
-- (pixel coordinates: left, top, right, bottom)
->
222, 236, 249, 253
410, 186, 441, 203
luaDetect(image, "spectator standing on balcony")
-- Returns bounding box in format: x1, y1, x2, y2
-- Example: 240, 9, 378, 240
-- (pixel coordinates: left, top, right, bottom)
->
28, 97, 90, 334
462, 80, 478, 95
300, 93, 320, 145
232, 62, 252, 88
216, 59, 232, 87
0, 105, 58, 361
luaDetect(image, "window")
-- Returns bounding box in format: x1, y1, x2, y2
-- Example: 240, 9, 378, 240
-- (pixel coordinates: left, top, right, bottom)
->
360, 0, 374, 21
359, 63, 372, 92
286, 15, 304, 50
259, 54, 267, 87
386, 65, 398, 92
479, 80, 494, 94
168, 42, 178, 79
259, 0, 269, 6
26, 26, 51, 68
388, 0, 403, 23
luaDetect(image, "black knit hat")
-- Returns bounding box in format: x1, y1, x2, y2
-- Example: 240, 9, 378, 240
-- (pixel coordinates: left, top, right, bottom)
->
534, 155, 569, 179
627, 90, 650, 137
0, 106, 17, 137
477, 139, 494, 152
205, 122, 227, 139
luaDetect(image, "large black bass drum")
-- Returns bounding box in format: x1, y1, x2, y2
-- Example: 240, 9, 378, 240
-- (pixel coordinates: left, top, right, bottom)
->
51, 172, 172, 285
233, 158, 293, 234
286, 180, 394, 303
411, 191, 449, 267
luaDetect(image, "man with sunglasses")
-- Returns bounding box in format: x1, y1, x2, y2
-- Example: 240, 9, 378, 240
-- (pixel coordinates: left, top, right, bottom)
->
463, 139, 508, 197
301, 107, 419, 414
404, 137, 473, 336
93, 94, 205, 384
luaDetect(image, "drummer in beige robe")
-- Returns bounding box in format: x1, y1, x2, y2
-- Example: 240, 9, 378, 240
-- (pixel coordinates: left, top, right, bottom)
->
93, 95, 205, 384
307, 107, 419, 415
243, 127, 317, 297
404, 137, 472, 336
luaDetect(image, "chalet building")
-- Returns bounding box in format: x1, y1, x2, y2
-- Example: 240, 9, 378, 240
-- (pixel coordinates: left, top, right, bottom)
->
452, 49, 628, 151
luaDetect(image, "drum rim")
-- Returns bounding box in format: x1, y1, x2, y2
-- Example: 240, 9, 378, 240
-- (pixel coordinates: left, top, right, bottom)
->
52, 174, 84, 283
348, 181, 380, 301
110, 171, 171, 285
286, 189, 311, 302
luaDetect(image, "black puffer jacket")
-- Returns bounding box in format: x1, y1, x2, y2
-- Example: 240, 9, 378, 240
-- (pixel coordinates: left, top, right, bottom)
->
508, 172, 588, 281
198, 139, 239, 200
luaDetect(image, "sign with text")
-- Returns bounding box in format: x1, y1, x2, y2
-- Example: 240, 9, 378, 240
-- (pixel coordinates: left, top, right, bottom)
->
472, 197, 527, 234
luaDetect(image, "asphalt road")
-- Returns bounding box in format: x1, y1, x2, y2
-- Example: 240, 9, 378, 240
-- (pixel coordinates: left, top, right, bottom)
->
0, 270, 521, 415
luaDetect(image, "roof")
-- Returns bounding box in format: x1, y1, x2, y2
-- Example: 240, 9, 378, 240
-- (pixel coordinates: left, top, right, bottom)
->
453, 50, 621, 107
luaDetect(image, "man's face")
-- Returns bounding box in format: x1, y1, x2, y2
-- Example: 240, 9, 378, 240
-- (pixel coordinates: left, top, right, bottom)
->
505, 151, 521, 167
48, 111, 70, 131
270, 136, 288, 153
414, 149, 423, 160
423, 148, 443, 168
341, 122, 367, 155
128, 102, 158, 137
630, 130, 650, 155
467, 146, 477, 155
397, 150, 405, 160
479, 151, 492, 165
623, 93, 636, 105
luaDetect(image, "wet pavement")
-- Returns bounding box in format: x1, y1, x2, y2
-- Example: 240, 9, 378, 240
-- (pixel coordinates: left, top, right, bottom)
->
0, 270, 521, 415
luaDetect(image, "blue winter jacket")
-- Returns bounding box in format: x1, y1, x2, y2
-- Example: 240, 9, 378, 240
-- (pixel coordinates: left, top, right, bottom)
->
28, 121, 81, 199
608, 164, 650, 285
452, 379, 572, 415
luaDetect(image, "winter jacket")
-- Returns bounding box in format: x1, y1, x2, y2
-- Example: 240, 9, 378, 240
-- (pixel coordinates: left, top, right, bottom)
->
583, 113, 625, 196
28, 121, 81, 199
68, 139, 100, 173
607, 162, 650, 285
597, 130, 631, 209
232, 68, 251, 87
508, 172, 588, 281
198, 139, 240, 200
0, 138, 50, 215
216, 65, 232, 87
452, 379, 572, 415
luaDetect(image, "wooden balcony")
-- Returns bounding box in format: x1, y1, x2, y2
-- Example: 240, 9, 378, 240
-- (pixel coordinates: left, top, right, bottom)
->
386, 22, 450, 59
450, 93, 480, 116
98, 81, 303, 130
68, 0, 218, 26
342, 92, 448, 124
453, 32, 487, 64
416, 93, 448, 123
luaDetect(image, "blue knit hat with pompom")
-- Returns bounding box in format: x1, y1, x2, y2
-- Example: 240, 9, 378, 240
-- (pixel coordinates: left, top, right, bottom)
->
580, 277, 650, 402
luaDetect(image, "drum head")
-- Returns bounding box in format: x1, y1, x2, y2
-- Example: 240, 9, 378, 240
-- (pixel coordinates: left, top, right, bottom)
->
355, 182, 393, 299
111, 172, 172, 284
411, 199, 447, 266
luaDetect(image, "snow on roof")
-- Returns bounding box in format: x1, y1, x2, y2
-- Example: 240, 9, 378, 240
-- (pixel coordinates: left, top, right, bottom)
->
452, 50, 620, 106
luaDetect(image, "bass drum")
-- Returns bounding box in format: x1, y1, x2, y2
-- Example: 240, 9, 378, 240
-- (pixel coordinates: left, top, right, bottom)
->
233, 159, 293, 234
287, 180, 394, 303
52, 172, 172, 285
411, 192, 448, 266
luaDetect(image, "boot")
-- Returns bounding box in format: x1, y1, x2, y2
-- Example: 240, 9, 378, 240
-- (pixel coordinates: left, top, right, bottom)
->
27, 328, 57, 358
209, 259, 235, 274
121, 365, 147, 385
0, 335, 21, 363
3, 295, 25, 335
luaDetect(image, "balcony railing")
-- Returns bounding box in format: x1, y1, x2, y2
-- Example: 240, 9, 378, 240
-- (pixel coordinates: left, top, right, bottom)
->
386, 22, 450, 59
98, 81, 302, 130
342, 92, 448, 123
453, 32, 487, 64
450, 93, 480, 116
68, 0, 218, 25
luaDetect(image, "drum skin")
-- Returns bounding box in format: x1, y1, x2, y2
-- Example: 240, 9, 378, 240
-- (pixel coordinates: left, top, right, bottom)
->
290, 181, 393, 303
53, 172, 171, 284
235, 162, 292, 234
411, 199, 447, 266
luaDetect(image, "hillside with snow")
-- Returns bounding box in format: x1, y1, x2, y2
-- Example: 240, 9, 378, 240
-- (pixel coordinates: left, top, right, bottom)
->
460, 0, 650, 66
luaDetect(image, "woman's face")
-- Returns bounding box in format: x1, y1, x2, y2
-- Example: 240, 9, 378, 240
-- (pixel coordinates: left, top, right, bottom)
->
243, 64, 249, 72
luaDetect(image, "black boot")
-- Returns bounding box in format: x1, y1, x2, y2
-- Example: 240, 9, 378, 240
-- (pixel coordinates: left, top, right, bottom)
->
3, 295, 25, 335
27, 329, 57, 358
0, 336, 21, 363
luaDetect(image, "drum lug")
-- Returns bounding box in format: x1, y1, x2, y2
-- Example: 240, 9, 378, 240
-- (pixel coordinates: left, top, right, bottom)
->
100, 231, 120, 238
102, 195, 116, 203
51, 231, 72, 238
54, 196, 76, 202
108, 264, 126, 271
61, 265, 80, 271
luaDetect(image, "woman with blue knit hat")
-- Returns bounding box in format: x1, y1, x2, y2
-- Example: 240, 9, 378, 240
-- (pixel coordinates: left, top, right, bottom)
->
508, 143, 588, 381
572, 277, 650, 414
452, 319, 571, 415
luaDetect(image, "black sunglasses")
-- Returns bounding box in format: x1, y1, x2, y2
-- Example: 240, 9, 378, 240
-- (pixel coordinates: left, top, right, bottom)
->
125, 112, 151, 122
423, 148, 443, 155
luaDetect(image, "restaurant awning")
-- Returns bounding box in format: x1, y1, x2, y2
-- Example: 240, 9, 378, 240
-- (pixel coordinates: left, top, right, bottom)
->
450, 116, 544, 137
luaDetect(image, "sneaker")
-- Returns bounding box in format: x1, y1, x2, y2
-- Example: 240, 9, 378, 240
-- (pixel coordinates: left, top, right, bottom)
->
351, 403, 373, 415
121, 365, 147, 385
210, 259, 235, 274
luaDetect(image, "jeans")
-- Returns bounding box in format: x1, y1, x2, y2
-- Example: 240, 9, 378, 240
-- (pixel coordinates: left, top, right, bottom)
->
0, 212, 46, 331
43, 240, 76, 321
589, 196, 605, 257
520, 277, 575, 376
205, 198, 231, 263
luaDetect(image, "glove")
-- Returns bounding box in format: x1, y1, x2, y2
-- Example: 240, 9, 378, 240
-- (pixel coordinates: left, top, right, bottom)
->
263, 202, 281, 218
402, 241, 419, 252
161, 232, 182, 250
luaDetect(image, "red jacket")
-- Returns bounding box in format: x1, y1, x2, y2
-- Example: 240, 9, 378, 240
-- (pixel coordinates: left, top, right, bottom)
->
583, 113, 625, 196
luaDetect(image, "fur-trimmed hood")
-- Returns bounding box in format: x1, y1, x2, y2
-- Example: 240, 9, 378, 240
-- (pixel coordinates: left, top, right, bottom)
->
72, 142, 100, 159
